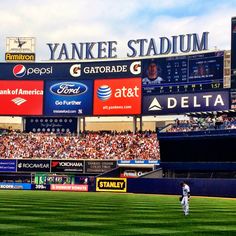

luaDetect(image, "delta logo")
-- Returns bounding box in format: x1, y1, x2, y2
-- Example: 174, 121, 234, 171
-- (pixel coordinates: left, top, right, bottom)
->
94, 78, 141, 115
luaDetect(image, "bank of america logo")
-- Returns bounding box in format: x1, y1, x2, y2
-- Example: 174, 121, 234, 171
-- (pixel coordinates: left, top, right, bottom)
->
148, 98, 162, 111
12, 97, 27, 106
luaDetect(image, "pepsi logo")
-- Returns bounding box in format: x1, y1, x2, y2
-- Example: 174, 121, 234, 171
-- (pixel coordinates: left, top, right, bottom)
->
97, 85, 112, 101
13, 64, 26, 78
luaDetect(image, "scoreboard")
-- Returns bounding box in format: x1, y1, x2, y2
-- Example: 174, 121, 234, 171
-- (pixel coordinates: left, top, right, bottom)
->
0, 50, 229, 116
142, 51, 224, 95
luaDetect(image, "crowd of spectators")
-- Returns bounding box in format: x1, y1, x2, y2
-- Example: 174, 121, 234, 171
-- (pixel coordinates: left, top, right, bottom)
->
166, 115, 236, 133
0, 131, 160, 160
3, 114, 236, 159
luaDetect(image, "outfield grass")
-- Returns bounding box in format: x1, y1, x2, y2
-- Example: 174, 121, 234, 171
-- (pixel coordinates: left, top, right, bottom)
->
0, 191, 235, 235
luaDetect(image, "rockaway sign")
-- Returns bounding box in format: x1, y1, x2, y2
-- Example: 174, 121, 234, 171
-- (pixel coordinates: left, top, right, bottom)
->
47, 32, 209, 60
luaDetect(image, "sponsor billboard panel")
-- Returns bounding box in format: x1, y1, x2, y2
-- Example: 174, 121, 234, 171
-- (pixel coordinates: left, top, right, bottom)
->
96, 178, 127, 192
120, 168, 153, 178
0, 183, 31, 190
232, 17, 236, 78
0, 160, 16, 172
25, 117, 77, 133
70, 60, 141, 79
93, 78, 141, 115
5, 53, 35, 62
17, 160, 50, 172
50, 184, 88, 192
231, 17, 236, 108
85, 161, 117, 173
142, 90, 229, 115
117, 160, 160, 165
0, 80, 43, 115
44, 80, 93, 116
31, 184, 50, 191
0, 60, 141, 80
51, 160, 84, 173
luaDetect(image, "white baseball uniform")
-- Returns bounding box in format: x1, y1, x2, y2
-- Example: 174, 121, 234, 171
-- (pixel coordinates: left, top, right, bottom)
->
142, 76, 164, 85
181, 184, 190, 216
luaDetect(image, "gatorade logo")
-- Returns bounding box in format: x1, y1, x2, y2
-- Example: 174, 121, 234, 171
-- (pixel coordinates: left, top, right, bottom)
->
70, 64, 81, 77
130, 61, 141, 75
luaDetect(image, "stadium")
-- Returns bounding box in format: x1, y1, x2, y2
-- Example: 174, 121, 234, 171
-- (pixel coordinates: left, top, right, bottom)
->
0, 12, 236, 235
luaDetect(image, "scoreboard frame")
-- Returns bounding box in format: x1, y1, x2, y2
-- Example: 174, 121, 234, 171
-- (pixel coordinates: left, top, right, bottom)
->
142, 51, 224, 95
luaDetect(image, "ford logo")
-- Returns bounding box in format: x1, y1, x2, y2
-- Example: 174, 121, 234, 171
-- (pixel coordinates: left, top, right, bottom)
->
50, 82, 88, 96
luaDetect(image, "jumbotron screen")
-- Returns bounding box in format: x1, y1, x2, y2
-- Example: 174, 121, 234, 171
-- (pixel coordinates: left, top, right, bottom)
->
142, 51, 224, 95
0, 50, 228, 116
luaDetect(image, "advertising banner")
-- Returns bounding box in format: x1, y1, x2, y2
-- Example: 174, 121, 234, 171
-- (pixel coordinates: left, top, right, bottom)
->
85, 160, 117, 173
117, 160, 160, 165
5, 53, 35, 62
231, 17, 236, 79
142, 90, 230, 115
0, 80, 43, 115
25, 117, 77, 133
17, 160, 50, 172
69, 60, 141, 79
231, 17, 236, 108
0, 183, 31, 190
0, 160, 16, 172
120, 168, 153, 178
31, 184, 50, 191
44, 80, 93, 116
0, 60, 141, 80
96, 178, 127, 192
93, 78, 141, 115
51, 160, 84, 173
50, 184, 88, 192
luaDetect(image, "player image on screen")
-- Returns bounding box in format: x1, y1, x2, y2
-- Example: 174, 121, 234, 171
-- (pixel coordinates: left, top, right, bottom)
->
189, 53, 223, 81
142, 61, 164, 85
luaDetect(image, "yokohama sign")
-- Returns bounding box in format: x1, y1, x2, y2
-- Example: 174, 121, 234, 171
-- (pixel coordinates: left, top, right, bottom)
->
51, 160, 84, 172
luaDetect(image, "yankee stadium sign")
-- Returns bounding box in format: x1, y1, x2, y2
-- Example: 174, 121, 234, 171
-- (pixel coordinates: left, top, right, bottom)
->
47, 32, 209, 60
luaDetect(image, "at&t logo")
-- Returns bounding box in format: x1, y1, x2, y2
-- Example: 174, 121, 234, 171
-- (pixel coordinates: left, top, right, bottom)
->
97, 84, 139, 101
97, 85, 112, 101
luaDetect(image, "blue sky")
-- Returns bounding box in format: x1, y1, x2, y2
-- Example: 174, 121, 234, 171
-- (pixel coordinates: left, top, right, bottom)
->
0, 0, 236, 61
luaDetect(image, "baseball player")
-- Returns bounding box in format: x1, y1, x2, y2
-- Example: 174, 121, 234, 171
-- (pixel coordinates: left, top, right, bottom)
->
180, 181, 190, 216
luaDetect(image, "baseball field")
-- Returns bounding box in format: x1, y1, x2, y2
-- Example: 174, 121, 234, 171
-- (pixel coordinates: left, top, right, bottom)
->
0, 190, 235, 235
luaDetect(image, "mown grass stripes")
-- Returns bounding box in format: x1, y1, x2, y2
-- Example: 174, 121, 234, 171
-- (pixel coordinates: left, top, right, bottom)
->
0, 191, 235, 235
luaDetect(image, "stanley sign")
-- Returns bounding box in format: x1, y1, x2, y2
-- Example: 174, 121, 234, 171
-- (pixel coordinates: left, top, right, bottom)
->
96, 178, 127, 192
